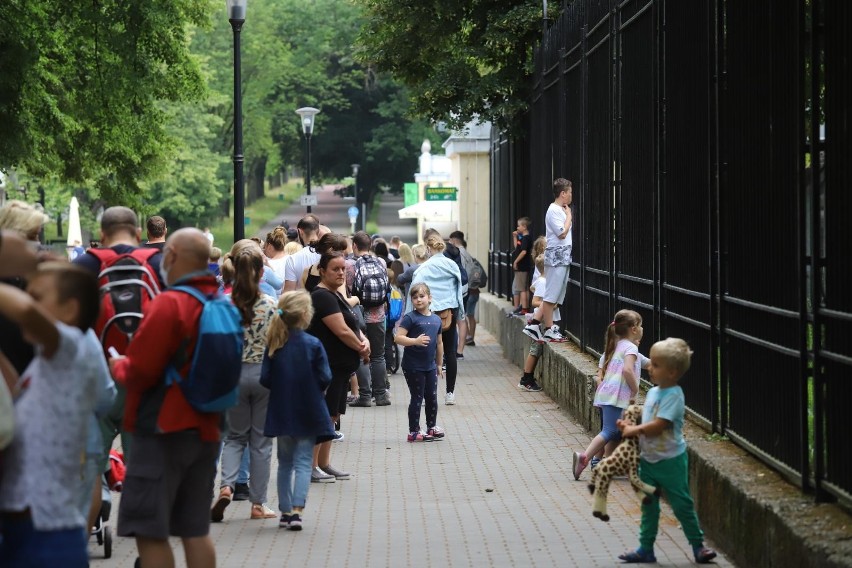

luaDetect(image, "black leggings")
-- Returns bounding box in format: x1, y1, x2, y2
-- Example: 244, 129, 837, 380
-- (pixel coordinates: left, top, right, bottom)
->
442, 311, 458, 393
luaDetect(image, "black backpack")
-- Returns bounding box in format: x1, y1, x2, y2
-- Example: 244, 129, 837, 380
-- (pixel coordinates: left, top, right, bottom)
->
353, 254, 390, 308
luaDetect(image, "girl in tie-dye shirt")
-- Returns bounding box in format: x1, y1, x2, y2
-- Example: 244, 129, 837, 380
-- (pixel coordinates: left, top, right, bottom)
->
571, 309, 646, 480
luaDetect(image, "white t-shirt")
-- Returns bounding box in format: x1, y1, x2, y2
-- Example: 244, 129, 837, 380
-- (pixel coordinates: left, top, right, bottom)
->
0, 322, 102, 530
283, 246, 320, 288
545, 203, 571, 249
267, 256, 288, 282
544, 203, 572, 267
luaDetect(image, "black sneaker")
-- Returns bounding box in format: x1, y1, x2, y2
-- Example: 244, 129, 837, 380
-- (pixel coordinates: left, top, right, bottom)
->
288, 512, 303, 531
233, 482, 250, 501
522, 380, 542, 392
456, 352, 464, 360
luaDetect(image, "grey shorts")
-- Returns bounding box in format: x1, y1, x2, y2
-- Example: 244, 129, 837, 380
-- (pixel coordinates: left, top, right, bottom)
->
512, 271, 529, 295
117, 431, 219, 540
542, 265, 570, 305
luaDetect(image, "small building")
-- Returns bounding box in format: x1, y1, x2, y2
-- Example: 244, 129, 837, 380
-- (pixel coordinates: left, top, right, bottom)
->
398, 121, 492, 262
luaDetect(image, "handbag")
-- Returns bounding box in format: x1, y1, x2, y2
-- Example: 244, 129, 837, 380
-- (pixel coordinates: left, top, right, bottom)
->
435, 308, 453, 332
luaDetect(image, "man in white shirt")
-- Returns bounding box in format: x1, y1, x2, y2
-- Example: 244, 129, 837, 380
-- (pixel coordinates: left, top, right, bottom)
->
282, 215, 325, 292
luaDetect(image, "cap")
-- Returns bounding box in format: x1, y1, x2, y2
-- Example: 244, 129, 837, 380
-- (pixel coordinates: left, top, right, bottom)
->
286, 228, 298, 241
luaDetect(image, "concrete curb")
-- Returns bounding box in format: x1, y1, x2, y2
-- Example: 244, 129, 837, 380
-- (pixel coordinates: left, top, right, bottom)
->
478, 292, 852, 568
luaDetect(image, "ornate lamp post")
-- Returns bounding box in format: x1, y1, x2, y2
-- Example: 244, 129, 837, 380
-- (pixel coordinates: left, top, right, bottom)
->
295, 107, 320, 214
227, 0, 247, 242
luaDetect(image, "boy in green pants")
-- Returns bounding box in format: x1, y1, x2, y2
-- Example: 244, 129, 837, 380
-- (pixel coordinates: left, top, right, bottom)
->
616, 338, 717, 564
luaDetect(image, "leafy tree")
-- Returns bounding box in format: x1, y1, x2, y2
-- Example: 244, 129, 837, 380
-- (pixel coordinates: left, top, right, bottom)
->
140, 103, 229, 228
355, 0, 548, 131
0, 0, 214, 206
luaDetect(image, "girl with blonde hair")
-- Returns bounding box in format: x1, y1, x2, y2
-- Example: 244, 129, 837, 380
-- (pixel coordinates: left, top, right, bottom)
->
261, 291, 335, 530
408, 234, 465, 405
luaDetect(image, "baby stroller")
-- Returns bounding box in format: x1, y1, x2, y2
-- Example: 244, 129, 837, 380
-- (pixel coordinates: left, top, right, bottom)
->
91, 477, 113, 558
92, 450, 124, 558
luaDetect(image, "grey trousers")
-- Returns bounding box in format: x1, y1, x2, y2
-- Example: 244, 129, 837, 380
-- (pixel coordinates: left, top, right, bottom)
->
220, 362, 272, 504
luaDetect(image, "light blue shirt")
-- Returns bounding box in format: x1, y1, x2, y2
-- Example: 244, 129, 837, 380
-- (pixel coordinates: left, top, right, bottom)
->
406, 254, 465, 320
640, 385, 687, 463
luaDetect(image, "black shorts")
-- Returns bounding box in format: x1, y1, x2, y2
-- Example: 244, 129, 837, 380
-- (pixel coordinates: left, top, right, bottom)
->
326, 367, 353, 417
117, 431, 219, 540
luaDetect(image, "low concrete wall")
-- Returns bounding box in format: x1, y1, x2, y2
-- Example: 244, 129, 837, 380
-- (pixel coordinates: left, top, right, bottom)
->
479, 292, 852, 568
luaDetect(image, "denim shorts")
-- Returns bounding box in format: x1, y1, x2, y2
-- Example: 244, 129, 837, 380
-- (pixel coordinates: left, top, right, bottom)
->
465, 291, 480, 317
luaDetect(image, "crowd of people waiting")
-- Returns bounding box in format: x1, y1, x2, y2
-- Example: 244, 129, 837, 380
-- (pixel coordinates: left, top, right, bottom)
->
0, 198, 485, 567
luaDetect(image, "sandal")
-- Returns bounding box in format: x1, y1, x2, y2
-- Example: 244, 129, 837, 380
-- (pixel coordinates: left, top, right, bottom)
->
694, 547, 717, 564
250, 503, 278, 519
211, 486, 232, 523
618, 549, 657, 563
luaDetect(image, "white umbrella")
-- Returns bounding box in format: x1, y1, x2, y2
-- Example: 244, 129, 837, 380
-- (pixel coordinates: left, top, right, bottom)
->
66, 196, 82, 248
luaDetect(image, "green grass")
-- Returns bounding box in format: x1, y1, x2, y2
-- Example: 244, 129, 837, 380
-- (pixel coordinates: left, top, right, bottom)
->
207, 181, 303, 250
365, 192, 383, 235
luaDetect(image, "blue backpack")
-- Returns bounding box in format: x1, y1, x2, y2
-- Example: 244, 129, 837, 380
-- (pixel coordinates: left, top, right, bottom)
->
165, 286, 243, 413
386, 285, 404, 325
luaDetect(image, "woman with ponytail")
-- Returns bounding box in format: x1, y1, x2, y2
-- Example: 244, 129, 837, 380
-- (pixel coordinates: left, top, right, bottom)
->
212, 240, 278, 522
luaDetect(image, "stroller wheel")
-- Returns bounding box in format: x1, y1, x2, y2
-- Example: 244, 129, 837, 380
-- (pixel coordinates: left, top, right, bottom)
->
103, 526, 112, 558
96, 525, 104, 546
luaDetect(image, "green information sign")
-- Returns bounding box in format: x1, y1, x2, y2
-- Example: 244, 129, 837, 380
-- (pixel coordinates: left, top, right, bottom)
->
425, 186, 457, 201
404, 182, 419, 207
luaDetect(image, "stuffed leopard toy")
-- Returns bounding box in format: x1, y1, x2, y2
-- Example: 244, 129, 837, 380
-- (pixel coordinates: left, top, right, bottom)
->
587, 404, 660, 522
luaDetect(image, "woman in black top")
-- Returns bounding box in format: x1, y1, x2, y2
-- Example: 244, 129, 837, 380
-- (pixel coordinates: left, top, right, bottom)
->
300, 233, 347, 292
307, 252, 369, 482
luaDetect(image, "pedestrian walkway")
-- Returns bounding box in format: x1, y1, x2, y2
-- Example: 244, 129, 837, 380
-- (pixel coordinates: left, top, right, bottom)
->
90, 325, 733, 567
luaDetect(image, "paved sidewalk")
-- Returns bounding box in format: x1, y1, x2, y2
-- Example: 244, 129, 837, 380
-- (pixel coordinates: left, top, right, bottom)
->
91, 326, 734, 567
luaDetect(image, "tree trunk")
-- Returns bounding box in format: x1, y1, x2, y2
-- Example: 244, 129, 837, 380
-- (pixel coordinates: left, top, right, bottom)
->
246, 157, 267, 204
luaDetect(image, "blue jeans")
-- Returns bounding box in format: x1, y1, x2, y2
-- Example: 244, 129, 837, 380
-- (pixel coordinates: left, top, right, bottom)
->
404, 369, 438, 433
0, 517, 87, 568
237, 447, 250, 484
276, 436, 315, 512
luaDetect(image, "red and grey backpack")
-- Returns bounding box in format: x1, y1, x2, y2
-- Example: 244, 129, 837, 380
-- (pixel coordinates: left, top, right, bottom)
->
87, 247, 162, 356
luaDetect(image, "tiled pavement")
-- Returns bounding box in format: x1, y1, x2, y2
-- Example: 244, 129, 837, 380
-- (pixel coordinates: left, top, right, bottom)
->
91, 326, 734, 567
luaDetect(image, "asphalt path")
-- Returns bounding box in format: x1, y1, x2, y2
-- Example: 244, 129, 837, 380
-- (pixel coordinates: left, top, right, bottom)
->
255, 186, 417, 245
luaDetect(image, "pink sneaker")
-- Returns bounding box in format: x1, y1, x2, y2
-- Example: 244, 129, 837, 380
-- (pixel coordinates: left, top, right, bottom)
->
572, 451, 587, 480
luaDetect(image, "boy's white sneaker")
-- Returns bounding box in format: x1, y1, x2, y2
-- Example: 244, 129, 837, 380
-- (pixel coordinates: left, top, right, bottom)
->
544, 325, 569, 343
445, 392, 456, 405
522, 323, 545, 342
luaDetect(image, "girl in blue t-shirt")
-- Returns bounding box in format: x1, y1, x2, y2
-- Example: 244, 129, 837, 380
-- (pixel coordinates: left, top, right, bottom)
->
394, 283, 445, 442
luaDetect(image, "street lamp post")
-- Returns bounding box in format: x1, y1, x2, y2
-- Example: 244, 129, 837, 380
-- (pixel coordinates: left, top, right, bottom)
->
351, 163, 360, 230
295, 107, 320, 214
227, 0, 247, 243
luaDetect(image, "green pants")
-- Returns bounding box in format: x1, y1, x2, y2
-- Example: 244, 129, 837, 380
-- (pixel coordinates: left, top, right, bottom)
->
638, 451, 704, 550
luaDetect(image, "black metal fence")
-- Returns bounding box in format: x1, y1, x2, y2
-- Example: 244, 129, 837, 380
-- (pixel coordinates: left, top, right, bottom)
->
489, 0, 851, 507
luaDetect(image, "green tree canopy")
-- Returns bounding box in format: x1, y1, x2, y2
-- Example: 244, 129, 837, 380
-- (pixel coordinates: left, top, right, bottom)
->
355, 0, 548, 131
0, 0, 214, 206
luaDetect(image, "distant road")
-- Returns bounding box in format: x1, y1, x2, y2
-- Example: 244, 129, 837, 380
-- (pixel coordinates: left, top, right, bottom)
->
255, 186, 417, 245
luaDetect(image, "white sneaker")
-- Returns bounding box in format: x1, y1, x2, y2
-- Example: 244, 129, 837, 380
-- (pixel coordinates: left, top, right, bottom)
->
543, 325, 569, 343
522, 323, 545, 342
445, 392, 456, 405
